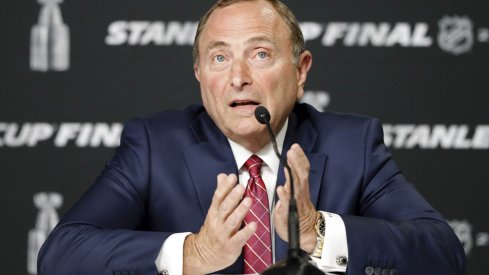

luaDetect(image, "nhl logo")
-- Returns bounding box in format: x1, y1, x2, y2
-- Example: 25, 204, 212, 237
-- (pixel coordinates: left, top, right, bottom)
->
437, 15, 474, 55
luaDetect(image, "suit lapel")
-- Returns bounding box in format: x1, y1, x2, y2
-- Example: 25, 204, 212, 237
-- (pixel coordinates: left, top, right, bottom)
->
182, 111, 238, 216
274, 108, 328, 261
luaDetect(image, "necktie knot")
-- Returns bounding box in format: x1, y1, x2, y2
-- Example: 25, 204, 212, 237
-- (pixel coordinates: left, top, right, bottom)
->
244, 155, 263, 177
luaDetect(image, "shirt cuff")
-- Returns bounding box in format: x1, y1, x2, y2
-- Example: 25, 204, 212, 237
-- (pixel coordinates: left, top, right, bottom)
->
155, 232, 192, 274
310, 212, 349, 273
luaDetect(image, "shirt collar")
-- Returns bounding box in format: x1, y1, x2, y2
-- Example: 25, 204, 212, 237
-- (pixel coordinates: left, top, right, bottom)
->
228, 119, 288, 174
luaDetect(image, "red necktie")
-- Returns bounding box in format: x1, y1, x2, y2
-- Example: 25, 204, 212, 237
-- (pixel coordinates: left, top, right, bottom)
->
243, 155, 272, 274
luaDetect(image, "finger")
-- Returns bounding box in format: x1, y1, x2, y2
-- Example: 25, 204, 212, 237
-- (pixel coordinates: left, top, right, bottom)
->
273, 186, 290, 242
283, 167, 291, 194
286, 144, 311, 194
230, 221, 257, 249
275, 185, 290, 216
290, 143, 307, 161
277, 185, 290, 202
211, 174, 238, 211
225, 196, 252, 233
218, 181, 245, 222
287, 144, 310, 175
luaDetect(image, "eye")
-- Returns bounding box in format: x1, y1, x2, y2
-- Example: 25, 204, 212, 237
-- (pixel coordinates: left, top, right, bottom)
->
256, 51, 269, 59
214, 54, 225, 63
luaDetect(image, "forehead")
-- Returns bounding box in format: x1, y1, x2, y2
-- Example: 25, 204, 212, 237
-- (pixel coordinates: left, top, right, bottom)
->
199, 1, 291, 50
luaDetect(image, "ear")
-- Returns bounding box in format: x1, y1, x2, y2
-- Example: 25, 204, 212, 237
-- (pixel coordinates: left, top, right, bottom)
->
296, 50, 312, 100
194, 62, 200, 82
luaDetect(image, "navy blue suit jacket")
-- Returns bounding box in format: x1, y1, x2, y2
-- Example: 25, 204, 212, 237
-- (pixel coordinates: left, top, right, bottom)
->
38, 103, 465, 274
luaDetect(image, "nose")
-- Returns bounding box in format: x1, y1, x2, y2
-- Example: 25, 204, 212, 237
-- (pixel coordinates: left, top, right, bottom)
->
230, 58, 252, 90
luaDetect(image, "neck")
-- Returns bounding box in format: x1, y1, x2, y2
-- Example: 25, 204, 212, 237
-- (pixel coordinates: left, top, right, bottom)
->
230, 118, 288, 153
230, 132, 269, 153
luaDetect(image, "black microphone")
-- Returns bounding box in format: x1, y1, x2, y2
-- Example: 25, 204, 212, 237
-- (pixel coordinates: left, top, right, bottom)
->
254, 106, 324, 275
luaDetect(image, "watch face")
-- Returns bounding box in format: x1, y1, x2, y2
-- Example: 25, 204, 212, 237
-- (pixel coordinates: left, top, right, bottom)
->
316, 214, 325, 237
319, 219, 325, 236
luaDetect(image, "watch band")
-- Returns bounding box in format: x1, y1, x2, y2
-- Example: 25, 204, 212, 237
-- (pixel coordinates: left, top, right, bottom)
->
311, 211, 325, 258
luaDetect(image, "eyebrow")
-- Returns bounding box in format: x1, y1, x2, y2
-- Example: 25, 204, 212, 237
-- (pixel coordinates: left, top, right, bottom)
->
246, 36, 277, 46
206, 41, 230, 53
205, 36, 278, 53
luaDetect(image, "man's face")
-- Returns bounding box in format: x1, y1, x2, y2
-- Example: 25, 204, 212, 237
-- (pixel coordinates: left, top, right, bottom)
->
194, 0, 312, 151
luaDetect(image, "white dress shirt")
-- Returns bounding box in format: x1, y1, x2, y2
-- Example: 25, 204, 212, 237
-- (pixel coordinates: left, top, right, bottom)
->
155, 120, 349, 274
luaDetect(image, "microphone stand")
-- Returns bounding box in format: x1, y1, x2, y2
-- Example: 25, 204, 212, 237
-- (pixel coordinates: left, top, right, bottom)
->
255, 106, 324, 275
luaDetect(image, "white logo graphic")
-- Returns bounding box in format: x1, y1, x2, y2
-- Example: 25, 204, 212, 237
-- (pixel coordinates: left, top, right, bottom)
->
27, 192, 63, 274
437, 16, 474, 55
383, 124, 489, 149
105, 21, 197, 46
105, 18, 488, 55
449, 219, 489, 256
301, 22, 433, 47
449, 219, 473, 255
479, 28, 489, 43
300, 91, 331, 112
30, 0, 70, 71
0, 122, 123, 148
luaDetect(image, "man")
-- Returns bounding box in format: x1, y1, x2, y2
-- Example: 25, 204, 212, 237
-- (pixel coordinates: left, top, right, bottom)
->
38, 0, 466, 274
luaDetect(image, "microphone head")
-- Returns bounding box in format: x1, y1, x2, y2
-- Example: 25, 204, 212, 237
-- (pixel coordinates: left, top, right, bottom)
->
255, 106, 271, 125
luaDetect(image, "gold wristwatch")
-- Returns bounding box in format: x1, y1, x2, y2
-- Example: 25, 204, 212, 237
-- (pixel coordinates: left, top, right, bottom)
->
311, 212, 325, 258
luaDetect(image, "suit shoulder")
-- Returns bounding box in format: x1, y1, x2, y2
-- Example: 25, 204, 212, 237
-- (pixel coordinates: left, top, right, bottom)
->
124, 104, 204, 130
295, 104, 385, 153
297, 103, 379, 133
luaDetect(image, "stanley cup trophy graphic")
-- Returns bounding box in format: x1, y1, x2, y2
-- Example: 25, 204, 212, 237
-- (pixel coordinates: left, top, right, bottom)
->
27, 192, 63, 274
30, 0, 70, 71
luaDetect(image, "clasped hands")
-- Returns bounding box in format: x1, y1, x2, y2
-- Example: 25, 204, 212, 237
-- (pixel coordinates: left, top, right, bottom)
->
183, 144, 318, 274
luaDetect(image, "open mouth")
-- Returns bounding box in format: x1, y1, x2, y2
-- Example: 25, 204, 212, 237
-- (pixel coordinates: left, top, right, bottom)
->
230, 100, 260, 107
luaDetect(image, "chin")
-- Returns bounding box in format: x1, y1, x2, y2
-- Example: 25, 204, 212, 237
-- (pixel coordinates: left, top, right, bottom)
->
234, 124, 261, 136
226, 120, 265, 139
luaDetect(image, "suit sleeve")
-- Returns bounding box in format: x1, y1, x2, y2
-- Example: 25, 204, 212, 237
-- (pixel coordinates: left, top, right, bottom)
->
341, 118, 465, 275
38, 118, 169, 275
